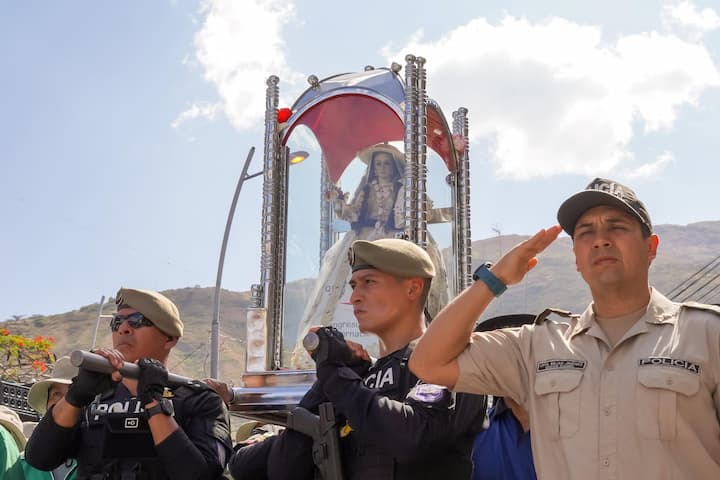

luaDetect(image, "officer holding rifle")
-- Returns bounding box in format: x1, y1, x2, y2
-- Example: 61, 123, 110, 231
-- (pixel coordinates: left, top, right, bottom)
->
25, 287, 232, 480
229, 238, 486, 480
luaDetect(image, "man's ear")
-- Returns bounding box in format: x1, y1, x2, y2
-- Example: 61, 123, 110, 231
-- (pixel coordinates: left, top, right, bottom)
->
407, 278, 424, 299
648, 233, 659, 262
573, 245, 580, 272
164, 336, 178, 351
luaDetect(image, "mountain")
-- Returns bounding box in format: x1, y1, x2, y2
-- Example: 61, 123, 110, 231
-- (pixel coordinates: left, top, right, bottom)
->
473, 221, 720, 319
3, 221, 719, 382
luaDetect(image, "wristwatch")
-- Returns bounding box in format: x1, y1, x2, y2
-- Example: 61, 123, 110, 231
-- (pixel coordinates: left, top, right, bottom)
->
472, 262, 507, 297
144, 398, 175, 419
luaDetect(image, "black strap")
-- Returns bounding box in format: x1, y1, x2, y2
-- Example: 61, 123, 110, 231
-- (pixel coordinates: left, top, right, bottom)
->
398, 344, 415, 402
534, 308, 575, 324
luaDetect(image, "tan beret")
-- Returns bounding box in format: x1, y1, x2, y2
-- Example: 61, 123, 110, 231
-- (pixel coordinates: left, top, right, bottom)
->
116, 287, 183, 337
349, 238, 435, 278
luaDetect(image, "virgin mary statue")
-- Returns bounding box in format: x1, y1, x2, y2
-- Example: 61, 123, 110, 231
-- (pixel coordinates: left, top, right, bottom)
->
290, 143, 449, 368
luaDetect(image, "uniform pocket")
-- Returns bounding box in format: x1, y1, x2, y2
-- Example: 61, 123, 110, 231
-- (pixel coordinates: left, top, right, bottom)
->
534, 370, 583, 439
636, 368, 699, 440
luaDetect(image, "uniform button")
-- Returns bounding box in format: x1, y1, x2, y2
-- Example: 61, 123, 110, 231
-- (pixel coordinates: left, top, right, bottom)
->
602, 458, 610, 467
666, 378, 674, 386
604, 407, 612, 416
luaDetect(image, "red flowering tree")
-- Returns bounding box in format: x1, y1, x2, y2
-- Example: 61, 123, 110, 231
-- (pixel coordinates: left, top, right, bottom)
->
0, 329, 55, 383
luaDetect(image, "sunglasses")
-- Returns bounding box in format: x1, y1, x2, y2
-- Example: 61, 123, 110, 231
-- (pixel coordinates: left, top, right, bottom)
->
110, 312, 155, 332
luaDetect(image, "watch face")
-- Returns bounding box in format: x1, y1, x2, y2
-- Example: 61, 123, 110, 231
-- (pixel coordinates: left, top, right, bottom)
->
160, 399, 174, 416
473, 263, 491, 280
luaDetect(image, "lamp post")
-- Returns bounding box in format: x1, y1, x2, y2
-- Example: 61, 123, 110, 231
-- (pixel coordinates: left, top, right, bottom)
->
210, 148, 310, 379
210, 147, 257, 379
91, 296, 106, 349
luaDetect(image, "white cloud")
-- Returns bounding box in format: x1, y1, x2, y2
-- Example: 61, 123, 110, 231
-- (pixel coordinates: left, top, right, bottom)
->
171, 101, 222, 128
186, 4, 719, 180
663, 0, 720, 38
381, 15, 720, 179
624, 151, 675, 178
189, 0, 304, 131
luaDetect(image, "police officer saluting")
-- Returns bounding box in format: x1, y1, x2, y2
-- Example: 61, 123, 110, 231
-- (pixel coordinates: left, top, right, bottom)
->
259, 238, 485, 480
411, 178, 720, 479
25, 287, 232, 480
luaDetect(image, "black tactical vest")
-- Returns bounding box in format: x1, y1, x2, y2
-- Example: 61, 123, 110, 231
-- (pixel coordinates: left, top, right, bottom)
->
75, 384, 193, 480
340, 344, 473, 480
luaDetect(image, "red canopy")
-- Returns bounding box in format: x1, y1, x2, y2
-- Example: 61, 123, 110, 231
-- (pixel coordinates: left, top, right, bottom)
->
283, 94, 456, 182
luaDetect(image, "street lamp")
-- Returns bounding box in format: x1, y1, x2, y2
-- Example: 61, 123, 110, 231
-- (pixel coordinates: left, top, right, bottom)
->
91, 296, 109, 349
289, 150, 309, 165
210, 148, 310, 379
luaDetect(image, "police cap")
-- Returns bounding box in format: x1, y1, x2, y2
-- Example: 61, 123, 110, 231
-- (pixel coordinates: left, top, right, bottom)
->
115, 287, 183, 337
557, 177, 652, 237
349, 238, 435, 278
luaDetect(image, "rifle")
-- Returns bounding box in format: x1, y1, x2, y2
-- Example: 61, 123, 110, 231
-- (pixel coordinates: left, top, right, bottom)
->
287, 402, 344, 480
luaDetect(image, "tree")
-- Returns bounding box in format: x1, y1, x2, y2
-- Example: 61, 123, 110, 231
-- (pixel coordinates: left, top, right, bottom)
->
0, 329, 55, 383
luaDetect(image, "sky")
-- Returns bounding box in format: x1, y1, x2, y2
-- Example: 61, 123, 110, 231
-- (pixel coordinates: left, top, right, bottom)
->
2, 0, 720, 320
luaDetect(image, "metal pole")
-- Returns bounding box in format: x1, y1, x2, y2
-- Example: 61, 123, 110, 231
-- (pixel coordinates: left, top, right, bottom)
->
211, 146, 256, 379
91, 296, 106, 350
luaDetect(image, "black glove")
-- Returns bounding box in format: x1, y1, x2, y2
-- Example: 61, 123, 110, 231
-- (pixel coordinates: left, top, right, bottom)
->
311, 327, 371, 381
298, 381, 327, 414
65, 368, 115, 408
137, 358, 168, 406
347, 354, 372, 378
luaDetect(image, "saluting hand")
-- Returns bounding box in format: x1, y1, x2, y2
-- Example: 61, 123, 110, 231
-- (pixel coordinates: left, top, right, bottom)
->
491, 226, 562, 286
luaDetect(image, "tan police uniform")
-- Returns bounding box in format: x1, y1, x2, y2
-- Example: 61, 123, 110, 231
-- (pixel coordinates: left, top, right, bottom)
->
455, 288, 720, 480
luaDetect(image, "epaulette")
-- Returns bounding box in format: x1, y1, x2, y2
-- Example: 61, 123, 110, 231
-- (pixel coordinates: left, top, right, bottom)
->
534, 308, 577, 325
681, 301, 720, 316
475, 314, 535, 332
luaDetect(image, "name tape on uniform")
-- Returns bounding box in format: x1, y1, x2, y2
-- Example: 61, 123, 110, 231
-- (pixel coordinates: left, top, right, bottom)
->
638, 356, 701, 374
536, 359, 587, 372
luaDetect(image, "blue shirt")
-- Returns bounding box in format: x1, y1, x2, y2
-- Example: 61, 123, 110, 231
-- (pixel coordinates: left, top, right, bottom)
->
471, 398, 536, 480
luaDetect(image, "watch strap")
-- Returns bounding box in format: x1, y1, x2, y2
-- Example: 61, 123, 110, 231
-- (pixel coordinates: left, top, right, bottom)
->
145, 399, 173, 419
473, 263, 507, 297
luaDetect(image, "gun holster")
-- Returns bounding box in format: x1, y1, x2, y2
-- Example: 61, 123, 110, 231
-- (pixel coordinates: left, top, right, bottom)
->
287, 402, 344, 480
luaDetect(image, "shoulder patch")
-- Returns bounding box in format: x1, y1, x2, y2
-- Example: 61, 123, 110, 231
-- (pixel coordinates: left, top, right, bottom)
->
681, 301, 720, 316
406, 382, 449, 405
534, 308, 578, 324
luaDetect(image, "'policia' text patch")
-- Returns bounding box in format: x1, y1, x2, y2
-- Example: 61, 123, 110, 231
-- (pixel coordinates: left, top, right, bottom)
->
638, 357, 701, 374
